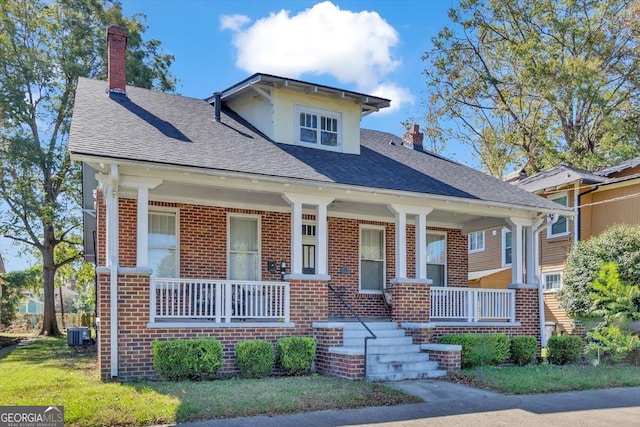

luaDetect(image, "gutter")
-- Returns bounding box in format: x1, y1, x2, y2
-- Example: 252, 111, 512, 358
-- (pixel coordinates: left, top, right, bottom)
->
533, 213, 558, 347
106, 164, 119, 378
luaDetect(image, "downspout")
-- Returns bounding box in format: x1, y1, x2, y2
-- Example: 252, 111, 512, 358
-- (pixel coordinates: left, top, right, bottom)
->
535, 213, 558, 347
573, 183, 579, 244
577, 184, 599, 241
107, 164, 119, 378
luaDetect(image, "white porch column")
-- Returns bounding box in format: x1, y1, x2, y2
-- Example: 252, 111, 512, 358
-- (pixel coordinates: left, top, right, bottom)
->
525, 226, 536, 284
395, 209, 407, 279
316, 202, 329, 276
119, 176, 163, 269
507, 217, 535, 285
415, 213, 429, 280
291, 200, 303, 275
136, 186, 149, 268
282, 193, 334, 277
388, 204, 432, 281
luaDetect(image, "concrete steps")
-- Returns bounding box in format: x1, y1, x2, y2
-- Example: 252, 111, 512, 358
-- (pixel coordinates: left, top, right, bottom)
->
328, 322, 447, 381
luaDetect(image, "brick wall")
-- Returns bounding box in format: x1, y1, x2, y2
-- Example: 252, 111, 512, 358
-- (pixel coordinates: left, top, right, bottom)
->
98, 272, 329, 380
387, 281, 430, 323
94, 194, 476, 379
427, 288, 541, 346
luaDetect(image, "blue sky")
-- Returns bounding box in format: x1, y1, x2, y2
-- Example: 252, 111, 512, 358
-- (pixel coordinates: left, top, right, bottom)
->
1, 0, 463, 272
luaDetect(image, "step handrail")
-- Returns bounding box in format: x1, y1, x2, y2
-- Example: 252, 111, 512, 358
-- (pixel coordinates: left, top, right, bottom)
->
328, 284, 377, 379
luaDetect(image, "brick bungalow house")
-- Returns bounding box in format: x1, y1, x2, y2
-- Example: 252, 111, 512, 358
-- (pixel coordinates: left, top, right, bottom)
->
68, 27, 570, 381
469, 159, 640, 337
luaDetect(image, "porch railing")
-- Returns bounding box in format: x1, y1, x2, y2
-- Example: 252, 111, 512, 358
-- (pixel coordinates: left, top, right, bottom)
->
150, 278, 290, 323
430, 287, 516, 322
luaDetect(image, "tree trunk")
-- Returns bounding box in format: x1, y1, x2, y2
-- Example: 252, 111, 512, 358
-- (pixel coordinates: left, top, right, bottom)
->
40, 226, 61, 336
59, 284, 66, 330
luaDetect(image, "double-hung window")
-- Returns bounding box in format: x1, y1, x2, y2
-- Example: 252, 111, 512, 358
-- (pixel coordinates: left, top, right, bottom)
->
427, 232, 446, 286
228, 215, 260, 281
360, 227, 385, 293
502, 229, 512, 266
468, 231, 485, 253
543, 271, 563, 292
302, 223, 316, 275
548, 193, 569, 238
148, 210, 179, 278
296, 105, 341, 149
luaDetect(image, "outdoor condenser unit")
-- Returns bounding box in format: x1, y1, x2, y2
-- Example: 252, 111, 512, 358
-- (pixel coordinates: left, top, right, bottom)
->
67, 327, 91, 346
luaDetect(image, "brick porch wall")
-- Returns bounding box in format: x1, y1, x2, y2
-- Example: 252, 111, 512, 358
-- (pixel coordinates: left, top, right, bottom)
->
404, 287, 541, 348
98, 272, 328, 380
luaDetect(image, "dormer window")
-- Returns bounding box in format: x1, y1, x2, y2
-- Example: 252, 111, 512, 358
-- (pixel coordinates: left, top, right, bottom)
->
296, 105, 341, 150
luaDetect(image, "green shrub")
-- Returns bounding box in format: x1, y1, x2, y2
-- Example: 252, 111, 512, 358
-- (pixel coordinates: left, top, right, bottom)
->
547, 335, 583, 365
235, 340, 275, 378
510, 336, 537, 366
439, 333, 510, 368
587, 324, 640, 365
560, 224, 640, 317
276, 336, 316, 375
152, 338, 223, 380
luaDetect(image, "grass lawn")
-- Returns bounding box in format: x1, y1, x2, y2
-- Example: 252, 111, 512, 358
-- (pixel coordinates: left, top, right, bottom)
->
0, 337, 420, 427
456, 363, 640, 394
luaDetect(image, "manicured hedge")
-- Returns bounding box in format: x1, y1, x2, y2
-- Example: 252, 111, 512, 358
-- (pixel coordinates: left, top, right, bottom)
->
235, 339, 275, 378
510, 336, 537, 366
547, 335, 583, 365
152, 338, 223, 380
276, 336, 316, 375
439, 333, 510, 368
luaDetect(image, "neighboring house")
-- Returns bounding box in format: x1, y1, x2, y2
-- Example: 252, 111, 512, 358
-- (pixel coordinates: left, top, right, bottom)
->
68, 27, 569, 381
18, 293, 45, 314
469, 159, 640, 336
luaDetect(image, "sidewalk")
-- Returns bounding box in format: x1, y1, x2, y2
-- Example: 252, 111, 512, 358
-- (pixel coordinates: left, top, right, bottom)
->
165, 383, 640, 427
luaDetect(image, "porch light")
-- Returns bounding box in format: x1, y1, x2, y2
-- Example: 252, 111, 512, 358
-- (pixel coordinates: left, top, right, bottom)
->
280, 260, 287, 279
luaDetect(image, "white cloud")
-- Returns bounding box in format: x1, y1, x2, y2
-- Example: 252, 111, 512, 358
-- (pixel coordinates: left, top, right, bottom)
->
221, 1, 411, 109
369, 82, 415, 114
219, 14, 251, 31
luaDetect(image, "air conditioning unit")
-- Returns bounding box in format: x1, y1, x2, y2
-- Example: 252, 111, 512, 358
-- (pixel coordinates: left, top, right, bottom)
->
67, 327, 91, 346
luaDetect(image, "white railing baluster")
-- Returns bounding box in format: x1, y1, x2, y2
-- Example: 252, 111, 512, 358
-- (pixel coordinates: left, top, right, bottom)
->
430, 287, 516, 322
149, 278, 290, 323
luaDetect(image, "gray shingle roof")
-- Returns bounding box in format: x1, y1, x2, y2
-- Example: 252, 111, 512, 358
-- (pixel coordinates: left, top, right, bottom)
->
516, 165, 605, 193
595, 157, 640, 177
68, 77, 563, 212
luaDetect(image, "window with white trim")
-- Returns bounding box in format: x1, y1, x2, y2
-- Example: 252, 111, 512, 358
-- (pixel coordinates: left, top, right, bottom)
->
427, 232, 446, 286
468, 231, 485, 253
360, 227, 385, 293
502, 229, 512, 266
148, 210, 179, 278
548, 193, 569, 238
296, 105, 341, 149
543, 271, 563, 292
228, 215, 260, 281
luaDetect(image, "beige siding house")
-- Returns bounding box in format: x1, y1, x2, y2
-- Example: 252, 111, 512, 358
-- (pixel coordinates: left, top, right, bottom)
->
468, 159, 640, 336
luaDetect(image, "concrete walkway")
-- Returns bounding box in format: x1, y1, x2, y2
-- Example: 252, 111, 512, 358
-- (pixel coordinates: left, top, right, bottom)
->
166, 382, 640, 427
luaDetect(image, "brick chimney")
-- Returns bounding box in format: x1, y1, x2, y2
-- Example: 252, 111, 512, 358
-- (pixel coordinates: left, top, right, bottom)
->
403, 124, 424, 150
107, 26, 128, 95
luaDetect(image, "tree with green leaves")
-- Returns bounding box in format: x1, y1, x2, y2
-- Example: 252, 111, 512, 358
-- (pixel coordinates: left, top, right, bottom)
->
421, 0, 640, 178
0, 0, 175, 336
560, 224, 640, 317
0, 267, 42, 328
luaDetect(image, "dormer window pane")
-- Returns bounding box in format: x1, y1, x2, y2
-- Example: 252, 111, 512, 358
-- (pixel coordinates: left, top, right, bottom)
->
321, 117, 338, 146
296, 105, 341, 150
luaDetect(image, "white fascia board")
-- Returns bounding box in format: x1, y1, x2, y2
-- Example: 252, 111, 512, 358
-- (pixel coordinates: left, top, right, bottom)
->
71, 154, 566, 219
